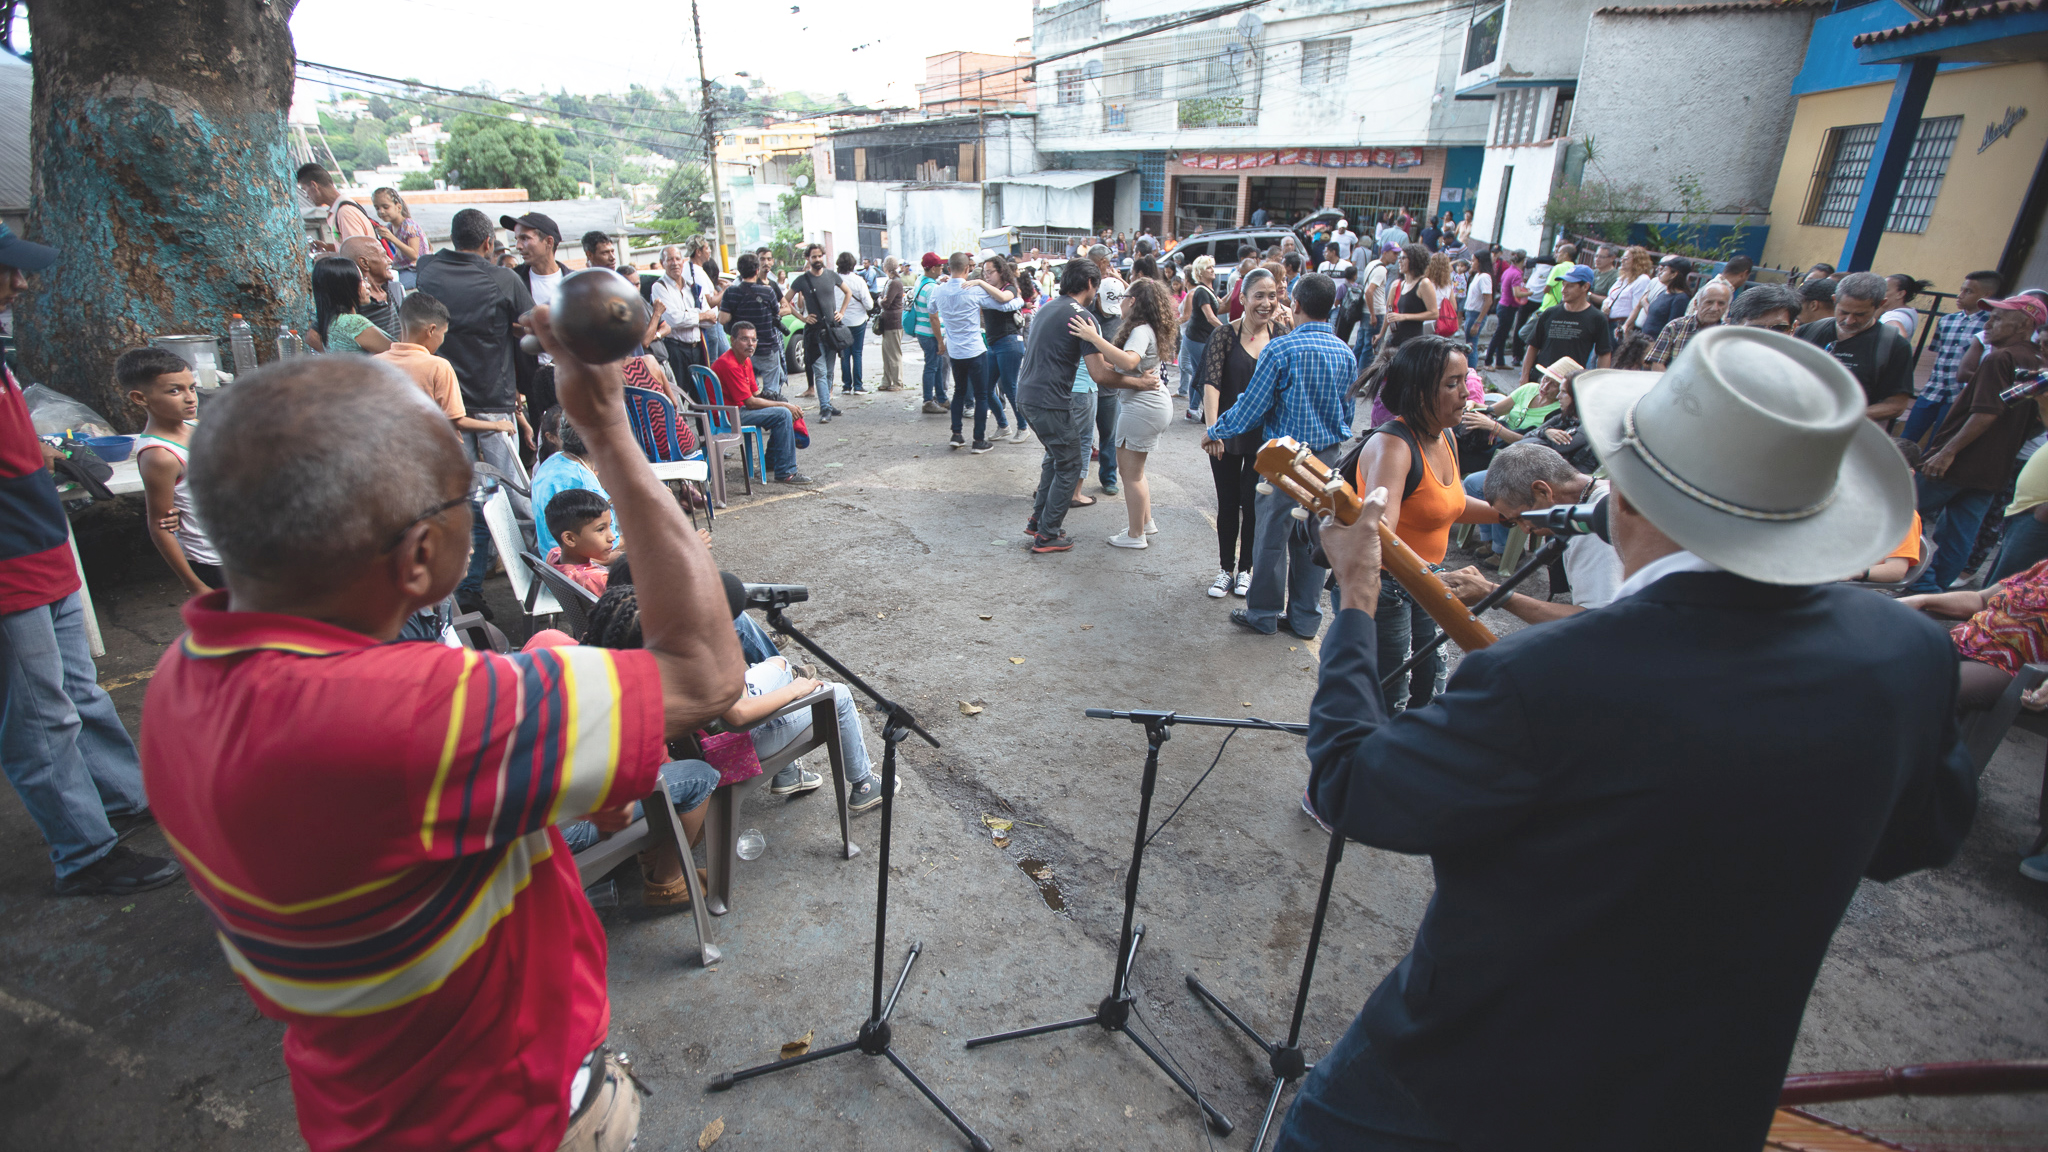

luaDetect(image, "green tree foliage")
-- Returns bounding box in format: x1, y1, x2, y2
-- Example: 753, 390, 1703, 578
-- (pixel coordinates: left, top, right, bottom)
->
367, 95, 395, 122
351, 118, 390, 169
776, 155, 813, 224
658, 163, 714, 231
436, 113, 576, 199
399, 172, 435, 192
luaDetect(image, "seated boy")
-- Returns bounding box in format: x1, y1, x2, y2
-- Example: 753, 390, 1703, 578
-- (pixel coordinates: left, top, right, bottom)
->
375, 292, 516, 438
123, 347, 220, 596
545, 488, 621, 597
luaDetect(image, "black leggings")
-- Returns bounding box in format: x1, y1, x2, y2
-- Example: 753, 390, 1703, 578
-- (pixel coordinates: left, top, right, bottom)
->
1211, 451, 1259, 573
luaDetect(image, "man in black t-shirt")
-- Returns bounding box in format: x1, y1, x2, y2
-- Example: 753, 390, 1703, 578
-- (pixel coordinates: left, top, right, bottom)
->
788, 242, 844, 414
1017, 259, 1106, 554
718, 252, 790, 397
1520, 265, 1612, 383
1795, 271, 1912, 423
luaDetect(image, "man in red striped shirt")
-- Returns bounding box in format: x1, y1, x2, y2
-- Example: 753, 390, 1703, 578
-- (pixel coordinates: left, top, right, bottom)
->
0, 225, 180, 896
143, 326, 745, 1150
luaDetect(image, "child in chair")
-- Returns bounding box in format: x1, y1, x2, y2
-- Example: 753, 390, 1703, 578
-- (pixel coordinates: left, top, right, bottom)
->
544, 488, 621, 597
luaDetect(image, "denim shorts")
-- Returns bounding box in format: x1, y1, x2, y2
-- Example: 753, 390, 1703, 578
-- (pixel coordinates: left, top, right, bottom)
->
558, 760, 720, 853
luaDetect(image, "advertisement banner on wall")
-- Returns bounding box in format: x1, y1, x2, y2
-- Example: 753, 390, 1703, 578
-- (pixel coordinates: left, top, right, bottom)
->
1172, 148, 1424, 171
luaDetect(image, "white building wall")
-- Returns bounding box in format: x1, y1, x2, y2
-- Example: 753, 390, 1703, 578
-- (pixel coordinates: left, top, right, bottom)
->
1472, 139, 1564, 255
801, 184, 860, 257
1001, 184, 1095, 228
885, 187, 985, 261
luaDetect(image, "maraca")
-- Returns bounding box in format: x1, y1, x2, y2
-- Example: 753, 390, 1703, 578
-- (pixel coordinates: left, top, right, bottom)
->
519, 270, 651, 364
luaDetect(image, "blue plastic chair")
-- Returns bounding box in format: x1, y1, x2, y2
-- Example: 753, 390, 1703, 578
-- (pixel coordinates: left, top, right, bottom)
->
689, 364, 767, 487
621, 384, 730, 509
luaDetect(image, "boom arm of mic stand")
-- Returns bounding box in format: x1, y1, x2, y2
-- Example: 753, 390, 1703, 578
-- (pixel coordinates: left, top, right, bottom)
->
765, 606, 939, 748
1085, 709, 1308, 736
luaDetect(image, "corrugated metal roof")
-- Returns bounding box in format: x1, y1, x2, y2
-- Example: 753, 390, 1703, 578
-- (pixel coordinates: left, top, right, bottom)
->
1853, 0, 2047, 45
1594, 0, 1824, 15
407, 198, 630, 245
0, 55, 29, 214
987, 168, 1132, 190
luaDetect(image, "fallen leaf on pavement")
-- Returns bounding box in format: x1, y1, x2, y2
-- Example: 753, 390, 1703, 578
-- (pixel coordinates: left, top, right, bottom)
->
1081, 624, 1094, 630
1009, 657, 1025, 664
780, 1031, 813, 1059
698, 1117, 725, 1148
993, 835, 1011, 848
979, 614, 993, 620
959, 701, 983, 715
981, 815, 1014, 832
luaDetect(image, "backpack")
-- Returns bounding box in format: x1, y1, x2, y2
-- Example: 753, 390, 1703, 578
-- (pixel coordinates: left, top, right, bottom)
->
1435, 289, 1460, 336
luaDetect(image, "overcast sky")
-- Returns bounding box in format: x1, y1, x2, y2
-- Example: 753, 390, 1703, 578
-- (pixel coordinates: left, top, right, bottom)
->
287, 0, 1033, 107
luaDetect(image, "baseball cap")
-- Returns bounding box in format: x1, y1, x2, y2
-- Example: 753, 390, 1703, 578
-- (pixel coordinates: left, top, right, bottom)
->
499, 212, 561, 242
1984, 295, 2048, 327
921, 251, 943, 269
1381, 243, 1401, 255
1561, 264, 1596, 285
0, 224, 57, 272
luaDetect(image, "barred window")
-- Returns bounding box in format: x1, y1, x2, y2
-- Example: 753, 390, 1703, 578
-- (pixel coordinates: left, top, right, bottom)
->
1057, 69, 1084, 105
1136, 65, 1164, 101
1802, 117, 1962, 232
1302, 39, 1350, 87
1886, 115, 1961, 234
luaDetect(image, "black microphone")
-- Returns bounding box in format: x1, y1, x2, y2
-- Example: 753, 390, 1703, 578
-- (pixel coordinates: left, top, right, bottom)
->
1518, 495, 1609, 542
742, 582, 811, 609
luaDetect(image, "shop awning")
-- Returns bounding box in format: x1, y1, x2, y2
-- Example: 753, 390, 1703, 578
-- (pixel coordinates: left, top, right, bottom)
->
987, 169, 1132, 190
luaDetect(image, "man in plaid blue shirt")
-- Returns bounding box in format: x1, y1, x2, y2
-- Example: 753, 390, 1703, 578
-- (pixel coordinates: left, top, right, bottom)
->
1902, 271, 2001, 443
1206, 273, 1358, 637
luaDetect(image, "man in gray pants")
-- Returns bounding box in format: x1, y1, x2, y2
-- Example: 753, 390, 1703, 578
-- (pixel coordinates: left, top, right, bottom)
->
1015, 259, 1106, 553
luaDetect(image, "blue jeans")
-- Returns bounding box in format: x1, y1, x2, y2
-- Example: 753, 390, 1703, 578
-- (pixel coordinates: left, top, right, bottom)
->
1461, 307, 1485, 355
0, 592, 147, 878
988, 335, 1026, 432
558, 759, 721, 853
1901, 395, 1952, 445
458, 427, 530, 601
1274, 1014, 1454, 1152
745, 658, 873, 784
839, 322, 868, 390
1462, 471, 1507, 550
1095, 389, 1124, 486
949, 353, 995, 440
751, 349, 787, 399
740, 405, 798, 477
736, 614, 780, 664
916, 334, 947, 403
1181, 335, 1207, 415
1988, 506, 2048, 584
1245, 447, 1333, 633
1375, 578, 1445, 713
1909, 474, 1999, 593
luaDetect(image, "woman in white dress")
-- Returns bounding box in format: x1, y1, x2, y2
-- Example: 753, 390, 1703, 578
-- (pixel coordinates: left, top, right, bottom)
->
1070, 277, 1179, 549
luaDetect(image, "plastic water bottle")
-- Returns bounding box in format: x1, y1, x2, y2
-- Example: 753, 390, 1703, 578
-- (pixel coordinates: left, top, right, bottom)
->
228, 314, 257, 377
736, 828, 766, 861
276, 331, 296, 360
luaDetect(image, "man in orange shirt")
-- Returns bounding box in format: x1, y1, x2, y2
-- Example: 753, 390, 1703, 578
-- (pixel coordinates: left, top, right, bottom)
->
375, 294, 515, 437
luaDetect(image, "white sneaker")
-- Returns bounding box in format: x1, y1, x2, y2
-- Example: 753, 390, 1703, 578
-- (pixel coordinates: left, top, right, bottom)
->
1208, 570, 1232, 598
1234, 571, 1252, 596
1107, 532, 1148, 549
1010, 427, 1032, 444
1143, 519, 1159, 535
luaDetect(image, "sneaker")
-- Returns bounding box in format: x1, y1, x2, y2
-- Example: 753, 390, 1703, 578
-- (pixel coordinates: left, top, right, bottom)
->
1107, 531, 1148, 549
819, 411, 832, 424
971, 439, 995, 453
1009, 427, 1032, 444
847, 774, 897, 814
950, 432, 967, 449
1031, 532, 1074, 554
1184, 410, 1204, 422
2022, 852, 2048, 883
1300, 789, 1335, 834
876, 384, 902, 392
1229, 608, 1277, 636
1208, 570, 1233, 598
826, 405, 846, 417
52, 845, 182, 896
1025, 518, 1039, 537
108, 807, 157, 844
922, 401, 946, 414
769, 764, 824, 795
777, 472, 817, 485
1143, 519, 1158, 535
1234, 571, 1252, 597
1102, 482, 1120, 496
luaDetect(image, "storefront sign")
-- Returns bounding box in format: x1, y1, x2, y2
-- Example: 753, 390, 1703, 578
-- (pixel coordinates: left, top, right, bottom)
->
1981, 106, 2028, 154
1178, 148, 1425, 172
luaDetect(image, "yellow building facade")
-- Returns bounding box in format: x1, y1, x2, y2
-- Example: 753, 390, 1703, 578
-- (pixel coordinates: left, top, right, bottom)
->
1763, 61, 2048, 292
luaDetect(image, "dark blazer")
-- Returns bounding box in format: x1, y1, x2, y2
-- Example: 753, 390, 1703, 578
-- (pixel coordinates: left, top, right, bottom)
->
1307, 571, 1975, 1152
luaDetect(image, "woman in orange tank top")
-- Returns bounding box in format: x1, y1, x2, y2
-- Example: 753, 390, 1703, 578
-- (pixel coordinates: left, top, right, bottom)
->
1355, 335, 1501, 713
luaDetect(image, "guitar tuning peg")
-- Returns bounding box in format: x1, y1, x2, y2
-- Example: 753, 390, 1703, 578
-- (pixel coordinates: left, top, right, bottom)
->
1290, 505, 1309, 521
1256, 481, 1274, 496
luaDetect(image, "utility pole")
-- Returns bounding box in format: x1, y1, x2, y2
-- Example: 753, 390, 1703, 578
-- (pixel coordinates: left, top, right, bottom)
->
691, 0, 729, 273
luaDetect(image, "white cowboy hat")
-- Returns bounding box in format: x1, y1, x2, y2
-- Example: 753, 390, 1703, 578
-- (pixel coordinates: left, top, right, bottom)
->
1574, 325, 1913, 585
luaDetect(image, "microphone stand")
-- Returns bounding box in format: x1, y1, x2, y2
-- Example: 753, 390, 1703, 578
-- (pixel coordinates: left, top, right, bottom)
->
709, 602, 991, 1152
1381, 536, 1567, 690
965, 709, 1305, 1136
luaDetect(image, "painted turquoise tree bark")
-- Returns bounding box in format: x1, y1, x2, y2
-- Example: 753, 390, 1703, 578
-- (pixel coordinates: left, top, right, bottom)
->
19, 0, 305, 430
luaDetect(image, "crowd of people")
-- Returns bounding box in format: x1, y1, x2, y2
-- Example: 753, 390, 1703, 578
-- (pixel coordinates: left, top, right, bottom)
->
0, 163, 2043, 1152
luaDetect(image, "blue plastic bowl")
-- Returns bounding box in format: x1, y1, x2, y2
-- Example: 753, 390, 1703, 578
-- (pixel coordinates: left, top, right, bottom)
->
86, 435, 135, 462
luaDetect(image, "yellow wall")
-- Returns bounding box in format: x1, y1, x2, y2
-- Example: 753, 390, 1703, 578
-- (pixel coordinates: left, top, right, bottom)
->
1761, 62, 2048, 292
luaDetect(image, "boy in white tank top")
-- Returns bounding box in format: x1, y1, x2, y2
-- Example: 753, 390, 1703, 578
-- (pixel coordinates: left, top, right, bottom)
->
121, 348, 220, 597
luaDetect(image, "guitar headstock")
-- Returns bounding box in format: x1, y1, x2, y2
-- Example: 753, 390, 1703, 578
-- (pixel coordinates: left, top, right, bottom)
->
1253, 436, 1363, 525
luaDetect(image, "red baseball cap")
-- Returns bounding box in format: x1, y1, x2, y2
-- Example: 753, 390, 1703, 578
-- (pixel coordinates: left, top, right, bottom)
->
1985, 295, 2048, 327
920, 251, 944, 269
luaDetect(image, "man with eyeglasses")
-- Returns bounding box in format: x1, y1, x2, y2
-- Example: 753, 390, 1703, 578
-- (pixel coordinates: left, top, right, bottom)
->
1725, 283, 1801, 335
142, 339, 746, 1152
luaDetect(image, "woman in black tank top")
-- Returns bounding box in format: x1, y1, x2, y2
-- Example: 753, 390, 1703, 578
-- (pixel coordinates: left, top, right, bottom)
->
1386, 244, 1437, 350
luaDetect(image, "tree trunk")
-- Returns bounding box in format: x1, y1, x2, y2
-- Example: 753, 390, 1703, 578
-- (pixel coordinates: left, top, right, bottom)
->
20, 0, 304, 430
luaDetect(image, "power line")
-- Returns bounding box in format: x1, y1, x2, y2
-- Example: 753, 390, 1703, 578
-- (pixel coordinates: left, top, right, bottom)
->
297, 60, 703, 144
294, 71, 701, 156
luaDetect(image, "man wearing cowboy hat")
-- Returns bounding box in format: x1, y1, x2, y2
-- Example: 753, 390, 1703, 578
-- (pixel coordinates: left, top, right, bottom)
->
1282, 326, 1976, 1152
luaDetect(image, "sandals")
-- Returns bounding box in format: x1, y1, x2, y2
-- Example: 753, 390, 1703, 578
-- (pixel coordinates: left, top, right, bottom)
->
1071, 495, 1098, 507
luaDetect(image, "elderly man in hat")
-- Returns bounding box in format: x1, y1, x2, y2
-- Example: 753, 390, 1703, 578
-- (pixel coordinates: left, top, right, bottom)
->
0, 225, 180, 895
1283, 327, 1975, 1152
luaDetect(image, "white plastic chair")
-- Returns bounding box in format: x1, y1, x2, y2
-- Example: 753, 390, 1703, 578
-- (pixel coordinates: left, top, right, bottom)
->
482, 490, 562, 633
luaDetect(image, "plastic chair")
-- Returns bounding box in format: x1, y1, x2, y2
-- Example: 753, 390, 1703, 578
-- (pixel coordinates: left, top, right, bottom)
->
570, 774, 721, 967
482, 491, 561, 635
1845, 535, 1936, 596
690, 364, 767, 486
1958, 660, 2048, 855
624, 383, 744, 508
683, 365, 758, 495
696, 685, 857, 918
524, 552, 601, 640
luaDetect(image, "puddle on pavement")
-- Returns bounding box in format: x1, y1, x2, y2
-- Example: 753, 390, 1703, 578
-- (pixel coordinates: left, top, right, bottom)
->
1017, 858, 1066, 913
